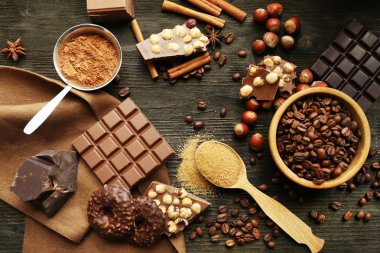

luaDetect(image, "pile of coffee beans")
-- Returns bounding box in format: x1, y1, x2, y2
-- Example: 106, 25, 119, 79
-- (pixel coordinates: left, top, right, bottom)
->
277, 96, 361, 185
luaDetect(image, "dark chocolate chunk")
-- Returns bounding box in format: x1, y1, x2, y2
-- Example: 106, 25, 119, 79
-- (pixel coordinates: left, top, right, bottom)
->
347, 45, 366, 63
322, 47, 341, 64
345, 20, 364, 37
350, 70, 369, 88
336, 58, 355, 76
334, 32, 352, 51
362, 56, 380, 75
10, 150, 79, 217
341, 84, 359, 98
360, 31, 378, 49
325, 71, 343, 88
364, 81, 380, 100
311, 59, 329, 77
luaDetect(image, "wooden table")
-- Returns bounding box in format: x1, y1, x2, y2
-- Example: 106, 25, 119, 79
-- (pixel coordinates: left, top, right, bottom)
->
1, 0, 379, 252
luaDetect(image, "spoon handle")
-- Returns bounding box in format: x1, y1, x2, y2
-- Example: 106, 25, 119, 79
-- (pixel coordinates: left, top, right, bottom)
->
241, 180, 324, 253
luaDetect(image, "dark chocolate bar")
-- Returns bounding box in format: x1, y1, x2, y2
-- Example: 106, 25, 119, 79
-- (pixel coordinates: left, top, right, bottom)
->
311, 20, 380, 111
72, 98, 175, 189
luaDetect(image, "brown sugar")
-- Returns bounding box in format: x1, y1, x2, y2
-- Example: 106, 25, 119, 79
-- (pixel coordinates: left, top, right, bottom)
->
58, 34, 119, 88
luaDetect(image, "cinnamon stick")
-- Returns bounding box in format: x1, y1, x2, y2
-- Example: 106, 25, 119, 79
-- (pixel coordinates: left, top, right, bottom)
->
131, 19, 159, 80
208, 0, 247, 22
162, 0, 225, 28
167, 53, 211, 80
185, 0, 222, 17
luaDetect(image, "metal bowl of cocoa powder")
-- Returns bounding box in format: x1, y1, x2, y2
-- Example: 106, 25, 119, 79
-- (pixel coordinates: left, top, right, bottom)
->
53, 23, 122, 91
269, 87, 371, 189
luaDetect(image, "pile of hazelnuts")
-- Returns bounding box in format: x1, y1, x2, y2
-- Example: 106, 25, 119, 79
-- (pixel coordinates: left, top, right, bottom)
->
252, 3, 301, 54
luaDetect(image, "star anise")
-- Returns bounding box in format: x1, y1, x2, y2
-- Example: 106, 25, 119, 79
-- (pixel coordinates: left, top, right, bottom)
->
205, 26, 224, 50
1, 37, 27, 61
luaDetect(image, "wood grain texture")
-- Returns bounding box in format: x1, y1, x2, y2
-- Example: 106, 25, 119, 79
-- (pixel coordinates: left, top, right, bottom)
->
1, 0, 380, 252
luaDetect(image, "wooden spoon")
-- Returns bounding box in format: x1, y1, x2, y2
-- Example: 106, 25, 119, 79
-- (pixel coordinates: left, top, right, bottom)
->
195, 141, 324, 253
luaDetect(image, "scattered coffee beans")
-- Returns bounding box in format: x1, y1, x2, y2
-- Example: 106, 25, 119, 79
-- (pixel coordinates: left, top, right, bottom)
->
232, 73, 241, 81
329, 201, 342, 211
192, 121, 205, 130
219, 108, 227, 118
184, 114, 193, 123
118, 87, 130, 97
238, 50, 247, 57
342, 210, 353, 221
197, 101, 207, 110
218, 55, 227, 66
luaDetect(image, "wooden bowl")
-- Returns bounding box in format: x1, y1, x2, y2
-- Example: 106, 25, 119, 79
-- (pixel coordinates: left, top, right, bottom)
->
268, 87, 371, 189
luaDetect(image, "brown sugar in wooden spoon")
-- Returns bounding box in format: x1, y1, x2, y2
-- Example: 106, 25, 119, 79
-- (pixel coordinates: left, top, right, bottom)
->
195, 141, 324, 253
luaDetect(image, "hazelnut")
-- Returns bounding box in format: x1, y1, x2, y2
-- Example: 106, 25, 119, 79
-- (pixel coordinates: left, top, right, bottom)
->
184, 45, 194, 56
261, 100, 273, 110
182, 197, 193, 207
281, 35, 295, 50
180, 207, 192, 219
296, 84, 311, 92
162, 29, 173, 40
263, 32, 279, 48
252, 39, 266, 54
150, 34, 160, 44
242, 111, 258, 126
266, 3, 283, 17
173, 197, 180, 205
274, 97, 286, 110
151, 45, 161, 54
272, 56, 282, 65
154, 199, 161, 206
284, 17, 301, 35
299, 69, 314, 84
168, 205, 180, 219
147, 190, 157, 199
244, 98, 260, 111
311, 81, 329, 87
173, 25, 186, 38
199, 35, 209, 43
155, 184, 166, 194
249, 66, 258, 75
266, 72, 279, 84
167, 221, 178, 233
273, 66, 283, 77
253, 76, 264, 87
233, 123, 249, 138
278, 79, 285, 88
266, 18, 281, 33
159, 205, 167, 214
249, 133, 265, 151
283, 63, 295, 73
178, 188, 188, 198
189, 27, 201, 39
193, 41, 205, 49
253, 8, 268, 24
185, 18, 197, 29
282, 74, 291, 82
263, 58, 274, 68
183, 35, 192, 43
240, 85, 253, 98
175, 218, 189, 226
167, 42, 180, 51
191, 203, 201, 214
163, 194, 173, 205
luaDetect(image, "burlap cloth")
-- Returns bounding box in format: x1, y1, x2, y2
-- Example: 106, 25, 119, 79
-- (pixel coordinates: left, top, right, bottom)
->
0, 66, 185, 253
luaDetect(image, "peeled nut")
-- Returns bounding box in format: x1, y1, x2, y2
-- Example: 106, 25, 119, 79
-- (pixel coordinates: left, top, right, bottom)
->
263, 58, 274, 68
162, 29, 173, 40
159, 205, 167, 214
167, 221, 178, 233
199, 35, 209, 43
189, 27, 201, 39
283, 63, 295, 73
154, 199, 161, 206
174, 217, 189, 226
167, 42, 180, 51
147, 190, 157, 199
191, 203, 201, 214
163, 194, 173, 205
282, 74, 291, 83
240, 85, 253, 98
150, 34, 160, 44
193, 41, 205, 49
182, 197, 193, 207
184, 45, 194, 56
278, 79, 285, 88
272, 56, 282, 65
180, 207, 192, 219
178, 188, 188, 198
173, 197, 180, 205
167, 206, 180, 219
249, 66, 258, 76
266, 72, 279, 84
155, 184, 166, 194
151, 44, 160, 54
253, 76, 264, 87
183, 35, 192, 43
173, 25, 186, 38
273, 66, 283, 77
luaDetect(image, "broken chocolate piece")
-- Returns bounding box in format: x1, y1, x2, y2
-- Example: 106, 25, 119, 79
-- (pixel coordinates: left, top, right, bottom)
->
87, 0, 135, 23
10, 150, 79, 217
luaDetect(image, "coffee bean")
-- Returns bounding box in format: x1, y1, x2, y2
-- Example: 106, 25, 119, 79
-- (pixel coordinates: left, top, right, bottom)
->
258, 211, 267, 219
169, 78, 177, 85
355, 210, 365, 220
218, 205, 227, 214
266, 241, 276, 249
342, 210, 352, 221
316, 213, 326, 224
232, 73, 241, 81
256, 152, 264, 159
372, 162, 380, 170
118, 87, 130, 97
245, 222, 253, 231
192, 121, 204, 130
214, 222, 221, 229
210, 235, 221, 243
197, 101, 207, 110
231, 208, 239, 217
236, 220, 245, 227
249, 157, 256, 166
189, 231, 197, 240
229, 227, 237, 237
358, 197, 367, 206
371, 181, 380, 189
218, 55, 227, 66
225, 33, 235, 44
206, 219, 215, 227
197, 67, 205, 75
240, 198, 249, 208
365, 191, 373, 200
369, 146, 379, 157
190, 70, 197, 76
221, 223, 230, 234
195, 227, 204, 237
258, 183, 268, 192
238, 50, 247, 57
184, 114, 193, 123
273, 228, 281, 238
250, 219, 259, 228
213, 51, 221, 60
347, 182, 357, 192
329, 201, 342, 211
235, 231, 243, 238
216, 213, 228, 223
248, 207, 257, 215
195, 73, 203, 80
233, 196, 241, 203
208, 226, 217, 236
219, 108, 227, 118
225, 239, 235, 248
263, 233, 272, 243
195, 215, 205, 223
182, 73, 190, 79
266, 219, 275, 227
374, 190, 380, 200
113, 74, 121, 84
240, 214, 249, 223
236, 238, 245, 245
204, 64, 211, 71
363, 212, 372, 222
252, 228, 260, 239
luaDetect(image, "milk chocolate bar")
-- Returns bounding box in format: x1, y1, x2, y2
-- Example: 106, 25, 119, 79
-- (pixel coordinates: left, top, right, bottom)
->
144, 181, 210, 236
87, 0, 134, 23
72, 98, 175, 189
10, 150, 79, 217
311, 20, 380, 111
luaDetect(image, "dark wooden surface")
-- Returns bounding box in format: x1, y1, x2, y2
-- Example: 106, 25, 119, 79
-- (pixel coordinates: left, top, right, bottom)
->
1, 0, 380, 252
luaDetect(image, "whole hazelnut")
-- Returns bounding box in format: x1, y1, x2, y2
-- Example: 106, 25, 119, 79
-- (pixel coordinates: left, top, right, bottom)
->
233, 123, 249, 138
185, 18, 197, 29
311, 81, 329, 87
260, 100, 273, 110
266, 18, 281, 33
263, 32, 279, 48
273, 97, 286, 110
253, 8, 269, 24
249, 133, 265, 151
252, 39, 266, 54
284, 17, 301, 35
299, 69, 314, 84
244, 98, 260, 111
242, 110, 258, 125
266, 3, 283, 17
281, 35, 295, 50
240, 85, 253, 98
296, 84, 311, 92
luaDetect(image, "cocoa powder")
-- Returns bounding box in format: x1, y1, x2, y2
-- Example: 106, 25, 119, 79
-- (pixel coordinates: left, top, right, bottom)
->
58, 34, 119, 88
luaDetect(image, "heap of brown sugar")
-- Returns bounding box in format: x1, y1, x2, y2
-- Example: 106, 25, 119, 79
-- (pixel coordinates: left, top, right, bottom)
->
58, 34, 118, 88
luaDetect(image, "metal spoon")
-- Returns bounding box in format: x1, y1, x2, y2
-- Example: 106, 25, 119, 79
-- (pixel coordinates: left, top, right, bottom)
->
195, 141, 324, 253
23, 24, 122, 135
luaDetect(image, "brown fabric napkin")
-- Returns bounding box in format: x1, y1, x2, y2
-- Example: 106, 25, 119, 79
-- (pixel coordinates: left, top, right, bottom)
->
0, 66, 185, 253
